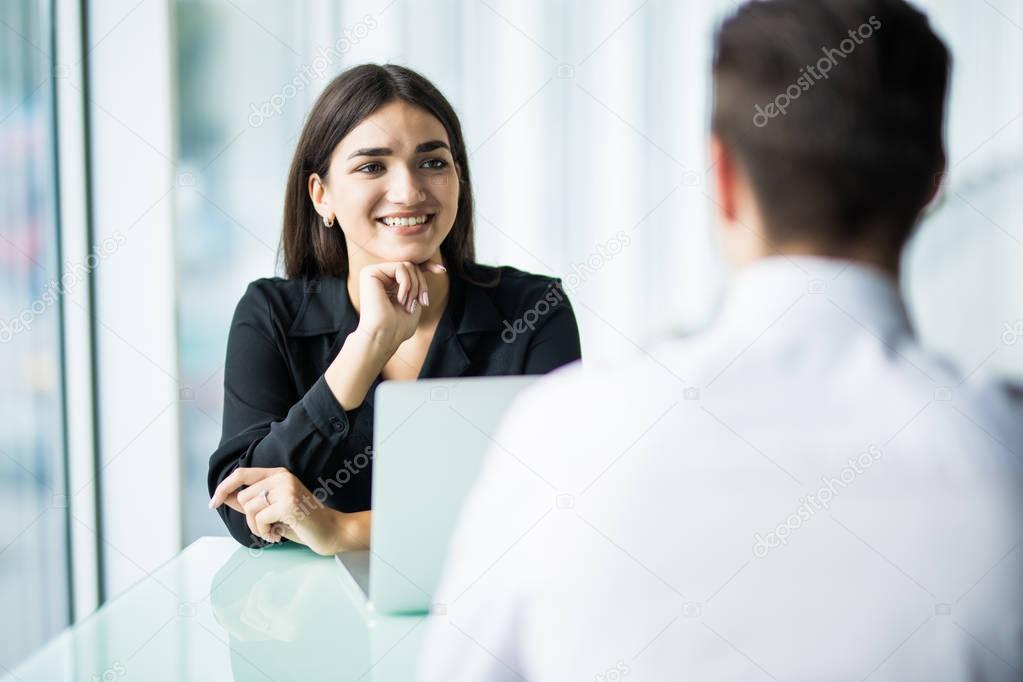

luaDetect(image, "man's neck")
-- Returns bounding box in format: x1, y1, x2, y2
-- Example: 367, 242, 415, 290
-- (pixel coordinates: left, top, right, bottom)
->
754, 241, 901, 280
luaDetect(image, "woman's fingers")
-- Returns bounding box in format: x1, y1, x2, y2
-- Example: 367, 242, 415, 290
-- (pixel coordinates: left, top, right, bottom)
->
212, 467, 290, 542
394, 262, 416, 314
241, 486, 288, 542
237, 484, 269, 510
404, 262, 420, 314
418, 260, 446, 308
360, 260, 443, 315
209, 467, 279, 509
241, 493, 269, 540
222, 492, 245, 514
235, 485, 259, 507
367, 261, 410, 308
236, 471, 282, 507
415, 263, 429, 307
254, 503, 281, 541
394, 262, 409, 306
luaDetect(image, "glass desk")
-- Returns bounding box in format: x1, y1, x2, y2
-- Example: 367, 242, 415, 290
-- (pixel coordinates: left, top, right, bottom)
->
11, 538, 426, 681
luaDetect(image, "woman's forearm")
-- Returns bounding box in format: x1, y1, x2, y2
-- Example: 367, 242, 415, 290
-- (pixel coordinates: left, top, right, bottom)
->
324, 330, 396, 410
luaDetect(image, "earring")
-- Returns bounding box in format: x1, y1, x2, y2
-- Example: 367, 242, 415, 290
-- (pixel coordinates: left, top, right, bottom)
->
322, 214, 335, 228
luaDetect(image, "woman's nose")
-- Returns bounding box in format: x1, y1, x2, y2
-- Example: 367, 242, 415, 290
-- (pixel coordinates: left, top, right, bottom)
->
387, 166, 426, 205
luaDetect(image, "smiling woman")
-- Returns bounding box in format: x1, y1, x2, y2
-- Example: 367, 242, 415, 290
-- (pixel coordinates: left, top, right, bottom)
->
207, 64, 582, 553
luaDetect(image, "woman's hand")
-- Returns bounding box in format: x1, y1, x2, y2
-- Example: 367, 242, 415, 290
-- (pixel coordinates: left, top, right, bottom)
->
356, 260, 447, 352
210, 467, 356, 556
321, 259, 447, 411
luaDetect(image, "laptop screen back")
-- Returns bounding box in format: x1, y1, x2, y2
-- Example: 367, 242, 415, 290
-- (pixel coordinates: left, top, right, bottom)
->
369, 375, 537, 614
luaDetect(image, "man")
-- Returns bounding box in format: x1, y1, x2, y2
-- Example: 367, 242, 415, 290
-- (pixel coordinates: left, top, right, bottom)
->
419, 0, 1023, 679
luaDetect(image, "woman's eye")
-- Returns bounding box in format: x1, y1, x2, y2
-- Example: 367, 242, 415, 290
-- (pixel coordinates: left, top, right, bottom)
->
356, 163, 384, 174
421, 158, 448, 170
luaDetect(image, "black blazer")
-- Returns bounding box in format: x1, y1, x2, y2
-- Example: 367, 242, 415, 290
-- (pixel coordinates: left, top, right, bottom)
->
209, 263, 581, 546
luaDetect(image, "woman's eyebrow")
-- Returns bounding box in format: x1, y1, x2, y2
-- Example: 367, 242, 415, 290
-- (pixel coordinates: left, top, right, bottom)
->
348, 147, 391, 159
346, 140, 449, 160
415, 140, 449, 153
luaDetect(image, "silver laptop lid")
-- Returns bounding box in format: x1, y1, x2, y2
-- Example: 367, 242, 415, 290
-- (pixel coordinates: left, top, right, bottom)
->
369, 375, 537, 614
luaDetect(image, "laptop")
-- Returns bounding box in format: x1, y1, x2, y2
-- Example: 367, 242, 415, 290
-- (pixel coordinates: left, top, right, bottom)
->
335, 375, 537, 615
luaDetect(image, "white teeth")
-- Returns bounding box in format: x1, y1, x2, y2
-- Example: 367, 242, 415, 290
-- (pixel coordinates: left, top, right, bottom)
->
382, 215, 428, 227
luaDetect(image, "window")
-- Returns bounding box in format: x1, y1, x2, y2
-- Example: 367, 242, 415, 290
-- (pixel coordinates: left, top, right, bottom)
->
0, 0, 71, 670
174, 0, 305, 542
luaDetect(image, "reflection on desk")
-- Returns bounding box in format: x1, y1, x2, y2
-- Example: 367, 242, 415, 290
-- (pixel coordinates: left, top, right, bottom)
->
12, 538, 426, 681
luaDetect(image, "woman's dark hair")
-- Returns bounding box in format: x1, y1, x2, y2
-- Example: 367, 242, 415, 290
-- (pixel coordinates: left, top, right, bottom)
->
279, 63, 484, 283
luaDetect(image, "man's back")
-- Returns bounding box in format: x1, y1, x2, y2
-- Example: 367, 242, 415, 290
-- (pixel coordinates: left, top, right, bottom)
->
421, 257, 1023, 681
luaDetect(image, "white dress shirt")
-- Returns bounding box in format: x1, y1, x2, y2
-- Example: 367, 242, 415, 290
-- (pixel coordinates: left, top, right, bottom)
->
418, 256, 1023, 682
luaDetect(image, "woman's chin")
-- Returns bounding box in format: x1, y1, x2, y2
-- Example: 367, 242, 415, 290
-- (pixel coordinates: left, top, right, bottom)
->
376, 243, 439, 265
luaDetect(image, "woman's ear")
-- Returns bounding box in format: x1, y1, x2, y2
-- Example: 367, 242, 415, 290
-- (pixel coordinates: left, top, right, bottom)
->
308, 173, 332, 220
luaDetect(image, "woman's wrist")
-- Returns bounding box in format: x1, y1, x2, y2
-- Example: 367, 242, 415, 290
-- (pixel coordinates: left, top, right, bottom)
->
324, 329, 395, 410
352, 323, 403, 358
332, 510, 371, 553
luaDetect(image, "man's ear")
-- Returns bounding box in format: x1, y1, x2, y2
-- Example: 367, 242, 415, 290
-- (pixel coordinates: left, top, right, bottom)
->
710, 134, 737, 223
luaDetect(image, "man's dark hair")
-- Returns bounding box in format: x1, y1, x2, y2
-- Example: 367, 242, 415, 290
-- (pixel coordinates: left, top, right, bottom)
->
712, 0, 950, 254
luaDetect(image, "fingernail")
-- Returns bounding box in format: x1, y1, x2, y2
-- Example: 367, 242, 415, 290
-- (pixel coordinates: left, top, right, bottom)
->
436, 264, 447, 272
208, 499, 215, 509
421, 290, 429, 307
410, 300, 418, 314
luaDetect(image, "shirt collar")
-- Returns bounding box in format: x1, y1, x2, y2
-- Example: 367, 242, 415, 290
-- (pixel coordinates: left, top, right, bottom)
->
713, 256, 914, 342
286, 269, 503, 339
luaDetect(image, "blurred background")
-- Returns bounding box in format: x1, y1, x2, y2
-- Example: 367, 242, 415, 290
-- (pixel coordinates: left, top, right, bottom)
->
2, 0, 1022, 672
